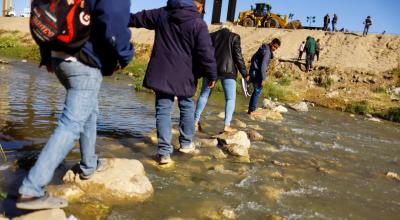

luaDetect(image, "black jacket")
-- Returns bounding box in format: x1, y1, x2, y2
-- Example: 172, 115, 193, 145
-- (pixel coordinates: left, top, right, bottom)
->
211, 28, 248, 80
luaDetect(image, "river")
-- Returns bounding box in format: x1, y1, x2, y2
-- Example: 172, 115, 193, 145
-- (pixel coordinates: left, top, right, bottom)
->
0, 61, 399, 219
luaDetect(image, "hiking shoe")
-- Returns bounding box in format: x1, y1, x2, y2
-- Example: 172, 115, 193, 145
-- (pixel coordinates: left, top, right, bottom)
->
79, 158, 109, 180
179, 143, 196, 154
158, 154, 172, 165
16, 192, 68, 210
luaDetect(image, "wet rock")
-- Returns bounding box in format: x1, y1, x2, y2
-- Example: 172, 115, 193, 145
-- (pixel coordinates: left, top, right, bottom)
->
13, 209, 67, 220
247, 129, 264, 141
270, 171, 283, 179
247, 124, 263, 131
215, 131, 251, 149
215, 131, 251, 148
272, 105, 288, 113
218, 112, 225, 119
262, 98, 276, 109
21, 60, 27, 63
265, 214, 287, 220
288, 102, 308, 112
220, 207, 236, 219
62, 158, 153, 201
192, 155, 212, 162
194, 137, 218, 148
48, 185, 84, 201
233, 119, 247, 128
260, 186, 284, 201
209, 148, 227, 160
0, 59, 9, 65
251, 109, 283, 121
271, 160, 290, 167
368, 117, 381, 122
386, 172, 400, 181
211, 165, 237, 175
223, 144, 249, 157
264, 144, 280, 153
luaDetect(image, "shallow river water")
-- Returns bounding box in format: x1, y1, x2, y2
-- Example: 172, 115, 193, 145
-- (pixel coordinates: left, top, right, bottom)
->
0, 61, 399, 219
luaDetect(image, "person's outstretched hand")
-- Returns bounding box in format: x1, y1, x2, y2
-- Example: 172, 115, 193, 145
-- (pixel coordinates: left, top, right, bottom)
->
208, 80, 216, 89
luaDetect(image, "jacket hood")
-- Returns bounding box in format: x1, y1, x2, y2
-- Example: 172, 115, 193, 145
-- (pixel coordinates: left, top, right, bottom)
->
167, 0, 195, 9
167, 1, 201, 24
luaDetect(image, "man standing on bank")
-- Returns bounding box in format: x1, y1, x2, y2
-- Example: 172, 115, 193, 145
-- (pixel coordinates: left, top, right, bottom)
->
247, 38, 281, 116
129, 0, 217, 164
195, 23, 249, 133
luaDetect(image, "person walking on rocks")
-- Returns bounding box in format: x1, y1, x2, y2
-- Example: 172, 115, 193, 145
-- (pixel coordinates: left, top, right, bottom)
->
363, 16, 372, 36
195, 23, 249, 133
17, 0, 134, 210
332, 14, 338, 31
323, 14, 330, 31
298, 41, 305, 60
129, 0, 217, 165
247, 38, 281, 116
305, 36, 316, 72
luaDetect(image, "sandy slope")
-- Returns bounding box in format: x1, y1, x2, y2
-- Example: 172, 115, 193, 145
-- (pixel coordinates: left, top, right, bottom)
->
1, 17, 399, 73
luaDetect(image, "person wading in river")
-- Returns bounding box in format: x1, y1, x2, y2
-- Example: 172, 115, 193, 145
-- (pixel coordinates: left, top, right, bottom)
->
194, 23, 250, 133
247, 38, 281, 116
129, 0, 217, 165
17, 0, 134, 210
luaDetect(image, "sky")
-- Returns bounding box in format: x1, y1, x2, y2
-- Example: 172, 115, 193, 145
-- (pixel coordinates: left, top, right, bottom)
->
3, 0, 400, 34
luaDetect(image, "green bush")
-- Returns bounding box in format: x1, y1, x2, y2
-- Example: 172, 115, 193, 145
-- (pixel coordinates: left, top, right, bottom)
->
278, 76, 292, 86
263, 81, 290, 101
372, 87, 386, 94
344, 101, 371, 115
0, 35, 40, 62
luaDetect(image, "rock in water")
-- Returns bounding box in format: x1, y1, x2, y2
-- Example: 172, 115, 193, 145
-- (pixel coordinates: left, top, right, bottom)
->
288, 102, 309, 112
215, 131, 251, 157
61, 158, 153, 202
272, 105, 288, 113
248, 129, 264, 141
215, 131, 251, 149
233, 119, 247, 128
223, 144, 249, 157
13, 209, 67, 220
217, 112, 225, 119
386, 171, 400, 181
250, 109, 283, 121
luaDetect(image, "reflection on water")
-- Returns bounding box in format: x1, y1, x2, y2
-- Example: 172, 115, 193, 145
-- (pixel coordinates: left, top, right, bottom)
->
0, 62, 400, 219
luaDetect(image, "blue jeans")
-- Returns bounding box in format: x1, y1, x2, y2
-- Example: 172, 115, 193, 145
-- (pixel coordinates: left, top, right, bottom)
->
155, 92, 194, 156
19, 58, 102, 197
248, 79, 263, 113
195, 78, 236, 126
306, 53, 314, 71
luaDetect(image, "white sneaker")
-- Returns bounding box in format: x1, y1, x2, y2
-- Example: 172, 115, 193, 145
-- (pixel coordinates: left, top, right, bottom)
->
179, 143, 196, 154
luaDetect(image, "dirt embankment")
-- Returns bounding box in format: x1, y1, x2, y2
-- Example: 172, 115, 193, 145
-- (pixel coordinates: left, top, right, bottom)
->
1, 17, 399, 120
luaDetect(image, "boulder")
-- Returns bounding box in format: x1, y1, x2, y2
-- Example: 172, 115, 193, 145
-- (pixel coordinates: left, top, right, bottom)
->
220, 207, 236, 219
251, 109, 283, 121
13, 209, 67, 220
386, 171, 400, 181
393, 87, 400, 96
288, 102, 309, 112
223, 144, 249, 157
217, 112, 225, 119
262, 98, 275, 109
233, 119, 247, 128
60, 158, 153, 202
215, 131, 251, 149
194, 138, 218, 148
247, 129, 264, 142
272, 105, 288, 113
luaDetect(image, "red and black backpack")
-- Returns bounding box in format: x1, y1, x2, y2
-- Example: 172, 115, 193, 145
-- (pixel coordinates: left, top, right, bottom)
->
30, 0, 92, 50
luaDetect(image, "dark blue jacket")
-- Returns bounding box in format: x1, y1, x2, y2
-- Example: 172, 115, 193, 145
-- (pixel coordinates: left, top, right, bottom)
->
39, 0, 134, 76
249, 43, 273, 82
129, 0, 217, 97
